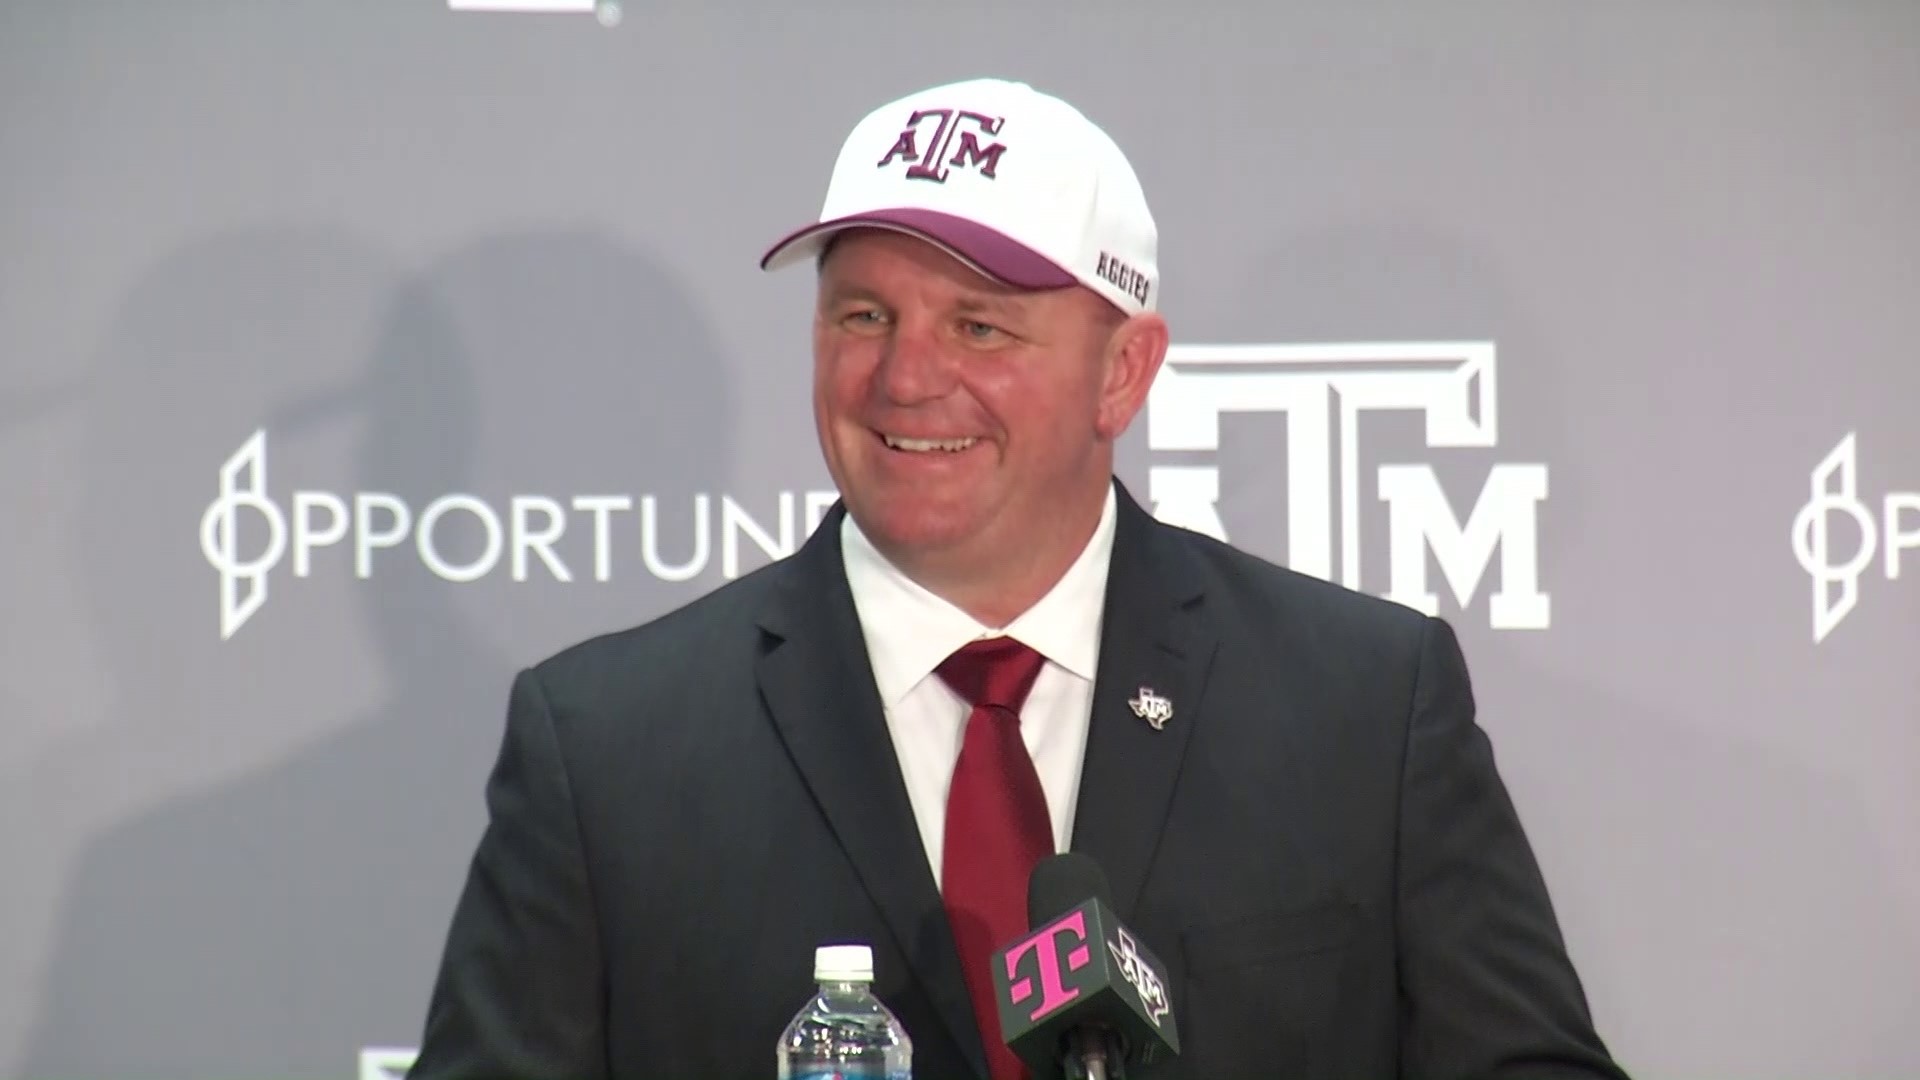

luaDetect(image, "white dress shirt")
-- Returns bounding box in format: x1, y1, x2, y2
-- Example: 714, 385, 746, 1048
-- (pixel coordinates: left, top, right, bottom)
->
840, 485, 1117, 891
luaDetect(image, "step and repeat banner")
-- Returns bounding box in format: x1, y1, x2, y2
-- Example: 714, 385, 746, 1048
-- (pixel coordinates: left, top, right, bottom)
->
3, 3, 1915, 1078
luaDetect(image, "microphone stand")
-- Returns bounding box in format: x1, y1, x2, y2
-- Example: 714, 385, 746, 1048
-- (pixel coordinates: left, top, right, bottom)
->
1063, 1028, 1127, 1080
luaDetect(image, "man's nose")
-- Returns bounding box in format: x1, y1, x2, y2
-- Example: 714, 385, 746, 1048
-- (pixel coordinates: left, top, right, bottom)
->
876, 322, 960, 404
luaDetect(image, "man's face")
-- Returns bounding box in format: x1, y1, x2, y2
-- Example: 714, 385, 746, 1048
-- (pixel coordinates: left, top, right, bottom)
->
812, 229, 1158, 590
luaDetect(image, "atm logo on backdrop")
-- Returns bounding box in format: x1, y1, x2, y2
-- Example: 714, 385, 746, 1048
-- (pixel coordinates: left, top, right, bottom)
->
1792, 432, 1919, 643
201, 340, 1550, 640
1146, 342, 1551, 630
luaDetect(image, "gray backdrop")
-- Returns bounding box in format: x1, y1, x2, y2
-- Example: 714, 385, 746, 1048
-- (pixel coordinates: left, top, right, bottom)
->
3, 2, 1917, 1078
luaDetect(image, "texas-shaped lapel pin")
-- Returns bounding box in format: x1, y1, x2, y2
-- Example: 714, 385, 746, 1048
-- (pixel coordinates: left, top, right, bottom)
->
1128, 686, 1173, 731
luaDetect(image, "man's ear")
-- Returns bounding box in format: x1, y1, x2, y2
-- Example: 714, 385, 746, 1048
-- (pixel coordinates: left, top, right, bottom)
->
1094, 310, 1170, 441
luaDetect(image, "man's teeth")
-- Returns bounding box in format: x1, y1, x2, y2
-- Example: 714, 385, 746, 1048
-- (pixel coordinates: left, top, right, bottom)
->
884, 435, 978, 452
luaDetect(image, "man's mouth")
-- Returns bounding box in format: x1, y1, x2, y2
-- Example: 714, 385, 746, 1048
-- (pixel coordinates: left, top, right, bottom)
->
881, 434, 979, 453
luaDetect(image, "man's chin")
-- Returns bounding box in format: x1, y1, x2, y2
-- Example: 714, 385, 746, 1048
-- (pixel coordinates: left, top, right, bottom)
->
845, 502, 983, 565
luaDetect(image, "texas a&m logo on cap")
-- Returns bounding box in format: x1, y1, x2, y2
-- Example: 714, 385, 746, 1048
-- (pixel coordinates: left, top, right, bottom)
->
878, 108, 1007, 181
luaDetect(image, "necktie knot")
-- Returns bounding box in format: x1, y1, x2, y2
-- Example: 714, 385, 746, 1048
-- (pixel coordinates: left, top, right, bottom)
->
936, 637, 1046, 714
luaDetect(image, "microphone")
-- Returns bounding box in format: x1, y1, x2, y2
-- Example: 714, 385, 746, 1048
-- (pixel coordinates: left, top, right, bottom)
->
989, 853, 1180, 1080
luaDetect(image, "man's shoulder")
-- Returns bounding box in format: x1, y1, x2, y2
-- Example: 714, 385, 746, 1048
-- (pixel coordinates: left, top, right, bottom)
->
521, 555, 794, 699
1151, 517, 1432, 653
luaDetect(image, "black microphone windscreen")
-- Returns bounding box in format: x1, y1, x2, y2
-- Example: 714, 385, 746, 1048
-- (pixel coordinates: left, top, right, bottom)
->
1027, 852, 1116, 928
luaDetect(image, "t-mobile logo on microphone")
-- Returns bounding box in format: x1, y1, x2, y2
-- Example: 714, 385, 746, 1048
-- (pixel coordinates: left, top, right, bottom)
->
1002, 910, 1094, 1023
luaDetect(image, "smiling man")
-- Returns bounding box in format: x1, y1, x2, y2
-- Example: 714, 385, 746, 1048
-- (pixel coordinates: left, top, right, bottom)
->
408, 78, 1630, 1080
806, 230, 1149, 628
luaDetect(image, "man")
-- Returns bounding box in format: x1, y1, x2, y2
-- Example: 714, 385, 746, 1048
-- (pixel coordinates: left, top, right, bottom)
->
408, 77, 1628, 1080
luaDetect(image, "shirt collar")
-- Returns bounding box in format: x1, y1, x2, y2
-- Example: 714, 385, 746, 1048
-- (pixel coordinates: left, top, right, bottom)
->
841, 484, 1118, 707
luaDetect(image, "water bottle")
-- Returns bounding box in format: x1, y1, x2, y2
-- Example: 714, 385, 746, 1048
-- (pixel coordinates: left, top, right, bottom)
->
776, 943, 913, 1080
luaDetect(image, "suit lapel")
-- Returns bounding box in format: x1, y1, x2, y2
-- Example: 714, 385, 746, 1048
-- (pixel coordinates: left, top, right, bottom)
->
1070, 483, 1217, 917
754, 505, 988, 1079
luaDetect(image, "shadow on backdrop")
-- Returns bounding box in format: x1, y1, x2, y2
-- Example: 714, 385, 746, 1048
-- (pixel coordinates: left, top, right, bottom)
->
1, 225, 408, 1080
0, 382, 84, 430
17, 228, 737, 1080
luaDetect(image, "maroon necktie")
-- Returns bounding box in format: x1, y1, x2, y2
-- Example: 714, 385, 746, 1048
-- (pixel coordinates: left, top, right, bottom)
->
938, 636, 1052, 1080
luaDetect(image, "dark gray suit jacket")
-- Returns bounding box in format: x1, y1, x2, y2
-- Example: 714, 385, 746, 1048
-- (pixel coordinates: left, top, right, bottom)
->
409, 481, 1628, 1080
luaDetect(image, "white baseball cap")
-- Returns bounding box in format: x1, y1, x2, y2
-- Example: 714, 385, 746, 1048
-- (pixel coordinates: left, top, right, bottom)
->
760, 77, 1160, 315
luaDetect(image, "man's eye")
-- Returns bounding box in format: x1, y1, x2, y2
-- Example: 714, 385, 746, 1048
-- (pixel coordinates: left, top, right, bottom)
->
843, 309, 887, 328
962, 320, 1004, 340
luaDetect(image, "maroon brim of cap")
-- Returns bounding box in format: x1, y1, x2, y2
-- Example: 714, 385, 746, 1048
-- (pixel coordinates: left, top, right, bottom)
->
758, 208, 1077, 290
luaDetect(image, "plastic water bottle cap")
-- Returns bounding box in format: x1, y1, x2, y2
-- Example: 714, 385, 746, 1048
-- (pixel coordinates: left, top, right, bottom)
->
814, 943, 875, 982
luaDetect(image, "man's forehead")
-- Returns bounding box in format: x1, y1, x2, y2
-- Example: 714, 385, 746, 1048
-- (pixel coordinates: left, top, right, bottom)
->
818, 230, 1037, 302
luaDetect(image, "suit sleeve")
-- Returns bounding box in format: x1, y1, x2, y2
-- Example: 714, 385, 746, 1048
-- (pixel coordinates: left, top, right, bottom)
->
1394, 617, 1630, 1080
408, 667, 608, 1080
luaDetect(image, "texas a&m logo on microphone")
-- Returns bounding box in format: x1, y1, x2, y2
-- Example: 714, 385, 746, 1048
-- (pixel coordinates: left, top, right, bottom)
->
1106, 925, 1171, 1027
